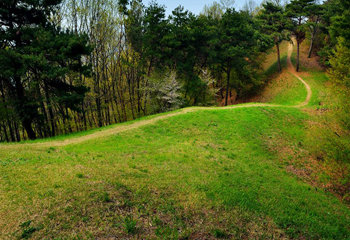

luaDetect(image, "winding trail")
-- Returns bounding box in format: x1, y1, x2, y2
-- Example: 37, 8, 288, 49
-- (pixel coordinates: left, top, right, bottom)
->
287, 43, 312, 108
0, 43, 312, 149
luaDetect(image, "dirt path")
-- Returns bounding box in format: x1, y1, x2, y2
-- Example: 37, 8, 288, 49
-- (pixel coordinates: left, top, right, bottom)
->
287, 43, 312, 107
0, 43, 312, 149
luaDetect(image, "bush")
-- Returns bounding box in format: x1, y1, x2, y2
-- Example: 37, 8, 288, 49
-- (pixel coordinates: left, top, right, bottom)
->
146, 71, 183, 114
196, 69, 220, 106
328, 37, 350, 130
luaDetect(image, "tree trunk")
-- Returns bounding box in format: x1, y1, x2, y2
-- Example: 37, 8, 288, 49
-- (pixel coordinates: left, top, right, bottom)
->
143, 58, 153, 116
95, 91, 102, 127
119, 86, 127, 122
22, 119, 36, 140
308, 37, 314, 58
14, 76, 36, 139
2, 124, 9, 142
225, 65, 231, 106
64, 108, 73, 133
14, 122, 20, 141
137, 75, 141, 117
219, 76, 224, 99
127, 76, 135, 120
40, 100, 49, 138
276, 42, 281, 72
296, 40, 300, 72
44, 80, 55, 136
82, 102, 87, 131
95, 55, 103, 127
112, 78, 122, 123
73, 112, 80, 132
7, 120, 15, 142
0, 82, 16, 141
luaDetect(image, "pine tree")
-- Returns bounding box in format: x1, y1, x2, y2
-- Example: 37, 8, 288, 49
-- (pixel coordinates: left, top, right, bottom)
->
285, 0, 315, 71
306, 3, 323, 58
218, 9, 267, 106
258, 2, 288, 72
0, 0, 91, 139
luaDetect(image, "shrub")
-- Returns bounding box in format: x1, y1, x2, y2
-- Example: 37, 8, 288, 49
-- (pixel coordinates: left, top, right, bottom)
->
146, 71, 183, 114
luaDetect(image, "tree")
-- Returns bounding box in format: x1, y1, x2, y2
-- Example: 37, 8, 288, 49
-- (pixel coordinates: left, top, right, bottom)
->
146, 71, 183, 113
220, 0, 236, 10
306, 3, 324, 58
243, 0, 258, 16
201, 1, 224, 19
0, 0, 91, 139
328, 37, 350, 89
0, 0, 279, 142
258, 2, 288, 72
143, 2, 168, 72
285, 0, 315, 71
327, 0, 350, 130
328, 37, 350, 129
218, 9, 266, 106
200, 0, 235, 19
329, 0, 350, 43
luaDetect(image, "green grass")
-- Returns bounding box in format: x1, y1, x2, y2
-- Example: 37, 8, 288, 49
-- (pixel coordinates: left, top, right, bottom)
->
1, 107, 350, 239
289, 41, 350, 200
260, 41, 307, 106
254, 41, 308, 107
1, 42, 350, 239
267, 72, 307, 106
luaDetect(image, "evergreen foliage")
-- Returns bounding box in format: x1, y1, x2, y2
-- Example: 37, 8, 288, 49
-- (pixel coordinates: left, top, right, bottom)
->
0, 0, 91, 139
285, 0, 315, 71
328, 38, 350, 129
258, 2, 288, 72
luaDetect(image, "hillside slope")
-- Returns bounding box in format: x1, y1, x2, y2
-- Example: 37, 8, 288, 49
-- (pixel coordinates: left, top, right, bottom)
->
0, 43, 349, 239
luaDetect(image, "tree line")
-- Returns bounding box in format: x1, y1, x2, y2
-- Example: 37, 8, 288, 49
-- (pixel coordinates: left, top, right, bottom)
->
0, 0, 348, 141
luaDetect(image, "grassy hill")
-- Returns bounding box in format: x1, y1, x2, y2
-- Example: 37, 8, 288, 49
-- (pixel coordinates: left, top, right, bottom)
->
0, 42, 349, 239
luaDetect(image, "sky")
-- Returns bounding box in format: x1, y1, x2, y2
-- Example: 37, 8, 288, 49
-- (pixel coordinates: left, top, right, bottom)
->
146, 0, 263, 16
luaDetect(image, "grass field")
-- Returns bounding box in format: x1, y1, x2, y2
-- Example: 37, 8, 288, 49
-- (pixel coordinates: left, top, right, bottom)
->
0, 42, 349, 239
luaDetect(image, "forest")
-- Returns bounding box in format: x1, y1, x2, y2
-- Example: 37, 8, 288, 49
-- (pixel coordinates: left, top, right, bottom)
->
0, 0, 349, 141
2, 0, 350, 238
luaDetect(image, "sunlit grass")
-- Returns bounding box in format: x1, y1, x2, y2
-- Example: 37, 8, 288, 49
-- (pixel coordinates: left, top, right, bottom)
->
1, 107, 350, 239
